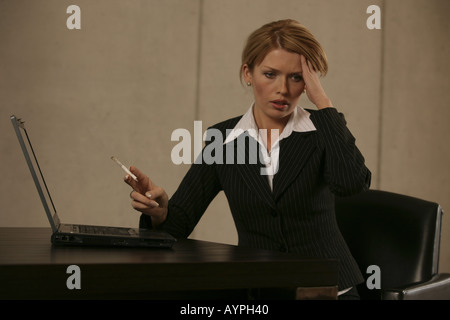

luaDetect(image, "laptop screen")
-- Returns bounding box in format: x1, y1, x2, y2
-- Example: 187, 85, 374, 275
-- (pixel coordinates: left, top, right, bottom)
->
10, 115, 60, 232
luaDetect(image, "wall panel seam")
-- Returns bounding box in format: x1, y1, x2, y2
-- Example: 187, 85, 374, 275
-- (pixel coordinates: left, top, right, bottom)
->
194, 0, 204, 121
376, 0, 386, 189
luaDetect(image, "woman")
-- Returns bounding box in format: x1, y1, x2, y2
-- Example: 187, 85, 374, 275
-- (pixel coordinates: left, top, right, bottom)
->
124, 19, 371, 299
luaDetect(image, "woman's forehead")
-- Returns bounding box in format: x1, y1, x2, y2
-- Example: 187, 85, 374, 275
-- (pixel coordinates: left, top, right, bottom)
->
257, 49, 303, 72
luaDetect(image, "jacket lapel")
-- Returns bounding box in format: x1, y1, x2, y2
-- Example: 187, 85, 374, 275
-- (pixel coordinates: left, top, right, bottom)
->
229, 131, 317, 208
272, 131, 317, 202
231, 133, 277, 210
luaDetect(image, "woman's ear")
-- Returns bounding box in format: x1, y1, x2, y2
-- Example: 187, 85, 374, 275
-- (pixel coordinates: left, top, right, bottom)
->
242, 64, 252, 85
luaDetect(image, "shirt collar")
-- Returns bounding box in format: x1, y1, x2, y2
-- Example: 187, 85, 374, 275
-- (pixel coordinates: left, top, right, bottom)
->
224, 103, 316, 145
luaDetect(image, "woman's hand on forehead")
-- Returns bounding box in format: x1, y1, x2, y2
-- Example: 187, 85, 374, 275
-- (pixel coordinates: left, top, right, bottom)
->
301, 55, 333, 110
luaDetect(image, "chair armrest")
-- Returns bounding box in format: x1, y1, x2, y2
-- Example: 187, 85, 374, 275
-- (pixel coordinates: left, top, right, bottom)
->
382, 273, 450, 300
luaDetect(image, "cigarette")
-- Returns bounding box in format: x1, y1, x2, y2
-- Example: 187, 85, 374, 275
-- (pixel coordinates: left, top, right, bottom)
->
111, 156, 138, 182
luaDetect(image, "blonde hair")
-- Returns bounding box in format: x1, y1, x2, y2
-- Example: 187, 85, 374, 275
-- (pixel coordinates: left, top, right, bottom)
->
240, 19, 328, 83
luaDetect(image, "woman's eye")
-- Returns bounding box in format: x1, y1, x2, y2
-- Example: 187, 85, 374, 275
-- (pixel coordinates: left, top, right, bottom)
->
292, 74, 303, 82
264, 72, 276, 79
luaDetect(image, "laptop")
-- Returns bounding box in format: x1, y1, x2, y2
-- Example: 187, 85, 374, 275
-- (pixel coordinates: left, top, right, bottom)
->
10, 115, 176, 248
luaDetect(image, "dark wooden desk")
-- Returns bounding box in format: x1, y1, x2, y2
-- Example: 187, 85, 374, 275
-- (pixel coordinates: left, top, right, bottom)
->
0, 227, 338, 300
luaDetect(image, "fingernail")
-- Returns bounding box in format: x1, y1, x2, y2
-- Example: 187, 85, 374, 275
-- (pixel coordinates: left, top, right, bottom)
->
150, 200, 159, 208
146, 192, 152, 198
125, 175, 129, 181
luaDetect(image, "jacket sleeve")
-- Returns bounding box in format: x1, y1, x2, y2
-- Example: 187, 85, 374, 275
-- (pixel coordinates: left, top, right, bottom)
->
309, 107, 371, 196
140, 143, 222, 239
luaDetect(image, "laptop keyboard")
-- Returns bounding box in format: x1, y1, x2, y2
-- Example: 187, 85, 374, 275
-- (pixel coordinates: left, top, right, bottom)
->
74, 225, 132, 236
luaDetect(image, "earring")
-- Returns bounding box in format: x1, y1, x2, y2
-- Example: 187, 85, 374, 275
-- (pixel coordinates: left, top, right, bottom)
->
247, 82, 251, 86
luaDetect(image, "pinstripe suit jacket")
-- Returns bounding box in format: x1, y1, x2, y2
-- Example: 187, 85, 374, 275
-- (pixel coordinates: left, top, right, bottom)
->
140, 107, 371, 289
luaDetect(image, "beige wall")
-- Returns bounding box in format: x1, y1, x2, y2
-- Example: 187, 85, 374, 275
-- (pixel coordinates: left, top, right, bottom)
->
379, 0, 450, 273
1, 0, 449, 272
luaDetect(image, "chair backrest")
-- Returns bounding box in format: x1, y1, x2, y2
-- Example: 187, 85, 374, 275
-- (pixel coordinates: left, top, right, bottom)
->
335, 189, 443, 299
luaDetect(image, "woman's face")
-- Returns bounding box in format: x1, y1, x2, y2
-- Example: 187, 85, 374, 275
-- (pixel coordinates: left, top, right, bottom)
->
243, 48, 305, 128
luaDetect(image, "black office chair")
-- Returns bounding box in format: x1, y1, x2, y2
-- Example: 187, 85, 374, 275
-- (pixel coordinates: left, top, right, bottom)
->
335, 189, 450, 300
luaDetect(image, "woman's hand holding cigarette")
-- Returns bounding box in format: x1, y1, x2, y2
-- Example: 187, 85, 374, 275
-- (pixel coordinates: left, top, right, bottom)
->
124, 166, 168, 228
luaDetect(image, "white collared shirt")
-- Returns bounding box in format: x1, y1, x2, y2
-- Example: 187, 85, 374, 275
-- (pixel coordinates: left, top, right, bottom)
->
224, 103, 316, 190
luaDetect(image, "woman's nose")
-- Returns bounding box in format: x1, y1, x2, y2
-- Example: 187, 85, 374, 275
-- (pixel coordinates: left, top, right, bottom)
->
277, 78, 288, 95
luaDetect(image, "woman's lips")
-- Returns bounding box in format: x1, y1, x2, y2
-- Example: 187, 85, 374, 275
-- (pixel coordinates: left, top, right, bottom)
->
270, 100, 289, 110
